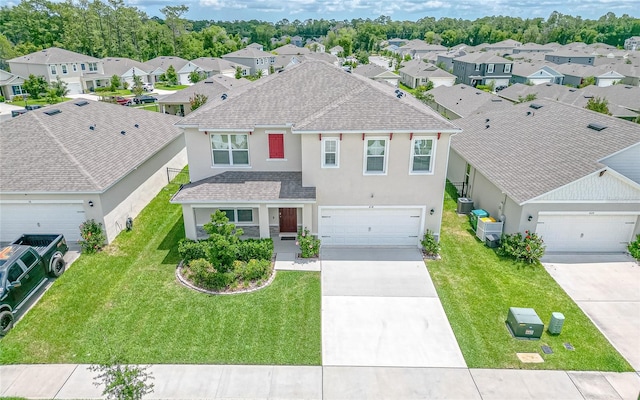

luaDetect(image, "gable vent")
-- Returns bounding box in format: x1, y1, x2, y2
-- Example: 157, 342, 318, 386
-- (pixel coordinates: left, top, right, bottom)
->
43, 109, 62, 116
587, 123, 607, 131
74, 100, 89, 106
529, 103, 543, 109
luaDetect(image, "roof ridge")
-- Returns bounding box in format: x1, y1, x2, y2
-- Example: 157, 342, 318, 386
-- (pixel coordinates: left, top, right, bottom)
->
32, 110, 101, 189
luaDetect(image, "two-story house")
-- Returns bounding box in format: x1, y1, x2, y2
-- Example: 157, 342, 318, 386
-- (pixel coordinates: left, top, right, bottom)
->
452, 52, 513, 88
545, 51, 595, 66
398, 60, 456, 89
625, 36, 640, 51
222, 48, 276, 76
171, 60, 461, 247
8, 47, 104, 94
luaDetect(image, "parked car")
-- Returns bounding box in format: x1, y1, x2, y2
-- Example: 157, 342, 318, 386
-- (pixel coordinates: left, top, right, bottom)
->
0, 234, 69, 336
25, 104, 43, 110
133, 95, 158, 104
142, 83, 154, 92
115, 96, 132, 106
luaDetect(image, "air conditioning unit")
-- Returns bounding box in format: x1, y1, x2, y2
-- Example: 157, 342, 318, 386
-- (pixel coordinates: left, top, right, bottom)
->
457, 197, 474, 214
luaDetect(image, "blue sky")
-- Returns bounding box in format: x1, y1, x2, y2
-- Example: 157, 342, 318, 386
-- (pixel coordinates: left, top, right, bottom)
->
126, 0, 640, 22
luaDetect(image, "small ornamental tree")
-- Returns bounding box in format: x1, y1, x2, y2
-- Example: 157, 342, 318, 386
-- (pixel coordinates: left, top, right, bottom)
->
79, 219, 107, 254
110, 75, 122, 91
499, 230, 545, 264
297, 227, 320, 258
51, 75, 69, 98
585, 96, 611, 115
235, 66, 242, 79
131, 73, 144, 97
23, 74, 48, 100
188, 70, 203, 84
165, 65, 178, 86
189, 93, 208, 111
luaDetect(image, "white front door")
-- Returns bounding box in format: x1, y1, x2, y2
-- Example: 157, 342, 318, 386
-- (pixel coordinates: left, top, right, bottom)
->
536, 214, 637, 252
319, 207, 423, 246
0, 202, 86, 243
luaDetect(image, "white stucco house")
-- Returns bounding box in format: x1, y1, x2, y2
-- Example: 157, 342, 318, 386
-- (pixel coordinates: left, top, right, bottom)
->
0, 99, 186, 244
171, 60, 462, 246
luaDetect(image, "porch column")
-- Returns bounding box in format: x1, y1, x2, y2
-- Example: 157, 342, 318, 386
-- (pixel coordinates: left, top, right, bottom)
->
183, 205, 197, 240
258, 204, 270, 238
302, 204, 313, 234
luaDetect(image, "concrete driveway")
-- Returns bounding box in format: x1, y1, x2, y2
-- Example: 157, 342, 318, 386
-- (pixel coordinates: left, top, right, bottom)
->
321, 247, 466, 368
543, 254, 640, 371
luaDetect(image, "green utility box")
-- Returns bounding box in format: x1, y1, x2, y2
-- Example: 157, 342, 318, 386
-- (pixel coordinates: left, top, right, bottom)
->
506, 307, 544, 339
469, 209, 489, 231
548, 312, 565, 335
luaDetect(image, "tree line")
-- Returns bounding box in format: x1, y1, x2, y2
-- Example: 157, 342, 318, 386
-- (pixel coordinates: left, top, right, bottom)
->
1, 0, 639, 69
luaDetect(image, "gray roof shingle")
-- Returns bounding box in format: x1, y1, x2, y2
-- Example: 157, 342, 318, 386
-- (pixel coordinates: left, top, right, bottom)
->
451, 99, 640, 204
0, 100, 182, 193
8, 47, 100, 64
171, 171, 315, 203
180, 60, 459, 133
160, 75, 251, 104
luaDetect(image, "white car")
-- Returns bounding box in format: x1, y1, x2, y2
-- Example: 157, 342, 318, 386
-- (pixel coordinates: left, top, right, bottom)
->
142, 83, 154, 92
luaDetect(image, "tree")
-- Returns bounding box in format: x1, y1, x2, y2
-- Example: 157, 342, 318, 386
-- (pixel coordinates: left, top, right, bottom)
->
165, 65, 178, 86
579, 76, 596, 88
160, 5, 190, 55
109, 75, 121, 91
131, 73, 143, 96
188, 70, 203, 84
22, 74, 49, 100
585, 96, 611, 115
235, 66, 242, 79
189, 93, 208, 111
517, 93, 537, 103
51, 75, 69, 98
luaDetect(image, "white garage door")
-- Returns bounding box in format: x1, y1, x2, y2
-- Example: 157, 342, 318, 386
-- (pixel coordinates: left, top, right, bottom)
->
319, 207, 422, 246
536, 214, 637, 252
66, 82, 83, 95
0, 202, 86, 243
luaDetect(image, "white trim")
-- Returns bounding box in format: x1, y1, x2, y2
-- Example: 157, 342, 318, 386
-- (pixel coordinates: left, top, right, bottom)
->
408, 136, 436, 175
487, 64, 495, 73
210, 133, 250, 167
538, 211, 640, 216
266, 159, 288, 162
504, 64, 511, 73
321, 137, 340, 168
294, 129, 460, 135
363, 136, 389, 175
0, 199, 84, 204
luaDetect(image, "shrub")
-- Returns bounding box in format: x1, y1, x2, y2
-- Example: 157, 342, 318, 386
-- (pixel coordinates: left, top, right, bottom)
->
78, 219, 106, 254
185, 258, 234, 290
243, 259, 272, 281
0, 96, 4, 102
237, 238, 274, 262
499, 230, 545, 264
297, 227, 320, 258
205, 234, 238, 273
178, 239, 209, 264
628, 234, 640, 260
421, 230, 440, 256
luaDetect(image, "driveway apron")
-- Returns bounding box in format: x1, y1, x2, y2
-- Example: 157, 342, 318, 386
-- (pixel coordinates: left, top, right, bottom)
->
321, 247, 466, 368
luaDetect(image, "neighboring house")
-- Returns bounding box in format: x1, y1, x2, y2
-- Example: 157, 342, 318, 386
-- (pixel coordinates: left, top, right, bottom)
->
399, 40, 447, 59
512, 43, 556, 54
222, 48, 276, 76
274, 44, 310, 56
545, 52, 596, 66
398, 60, 455, 89
272, 55, 302, 72
306, 40, 326, 53
425, 83, 512, 120
447, 99, 640, 253
510, 62, 564, 85
159, 74, 251, 117
388, 38, 407, 47
436, 49, 466, 72
303, 52, 340, 66
551, 63, 598, 87
625, 36, 640, 51
186, 57, 251, 80
482, 39, 522, 53
452, 52, 513, 87
145, 56, 189, 83
171, 60, 461, 247
330, 46, 344, 56
96, 57, 153, 90
290, 36, 304, 47
246, 43, 264, 51
0, 99, 186, 244
596, 70, 625, 87
7, 47, 104, 94
0, 70, 25, 101
352, 64, 399, 87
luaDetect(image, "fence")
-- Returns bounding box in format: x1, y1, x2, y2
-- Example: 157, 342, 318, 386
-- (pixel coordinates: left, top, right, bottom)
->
449, 181, 468, 197
167, 168, 190, 184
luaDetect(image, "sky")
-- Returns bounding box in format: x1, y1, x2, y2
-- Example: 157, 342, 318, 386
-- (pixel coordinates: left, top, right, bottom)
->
125, 0, 640, 23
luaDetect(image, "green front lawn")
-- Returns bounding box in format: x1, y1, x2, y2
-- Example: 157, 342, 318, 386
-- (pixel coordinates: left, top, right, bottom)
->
137, 104, 160, 112
427, 183, 632, 371
0, 174, 321, 365
155, 83, 188, 90
8, 97, 72, 106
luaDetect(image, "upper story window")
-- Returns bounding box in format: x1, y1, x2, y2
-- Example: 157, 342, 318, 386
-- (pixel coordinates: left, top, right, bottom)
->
487, 64, 495, 73
61, 65, 68, 74
211, 134, 249, 166
81, 63, 86, 71
410, 138, 435, 174
504, 64, 511, 73
364, 138, 388, 175
72, 64, 77, 72
88, 62, 98, 72
268, 133, 284, 159
50, 65, 57, 75
322, 138, 339, 168
242, 69, 248, 76
475, 63, 480, 71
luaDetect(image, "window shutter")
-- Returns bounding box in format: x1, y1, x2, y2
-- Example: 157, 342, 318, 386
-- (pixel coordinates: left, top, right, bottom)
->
268, 134, 284, 159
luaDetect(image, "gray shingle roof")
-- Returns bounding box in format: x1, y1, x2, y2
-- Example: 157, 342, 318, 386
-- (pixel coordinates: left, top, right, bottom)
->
223, 47, 274, 59
145, 56, 189, 71
428, 84, 512, 118
274, 44, 311, 55
352, 63, 392, 78
180, 60, 460, 133
171, 171, 315, 203
8, 47, 100, 64
451, 99, 640, 204
0, 100, 182, 193
399, 61, 455, 78
454, 52, 511, 64
102, 57, 153, 76
190, 57, 246, 72
159, 75, 251, 104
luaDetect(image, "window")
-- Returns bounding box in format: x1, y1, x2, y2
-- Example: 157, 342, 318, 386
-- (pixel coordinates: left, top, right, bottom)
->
7, 264, 22, 282
50, 65, 57, 75
211, 134, 249, 166
20, 251, 37, 269
504, 64, 511, 73
487, 64, 495, 73
364, 138, 388, 174
322, 138, 339, 168
220, 209, 253, 223
11, 85, 23, 95
88, 62, 98, 72
242, 69, 248, 76
475, 63, 480, 71
268, 134, 284, 159
410, 138, 434, 173
73, 64, 77, 72
81, 63, 86, 71
61, 65, 68, 74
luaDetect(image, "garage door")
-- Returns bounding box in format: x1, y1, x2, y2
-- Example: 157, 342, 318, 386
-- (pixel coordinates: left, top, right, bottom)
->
536, 214, 637, 252
0, 202, 86, 243
319, 207, 422, 246
65, 82, 83, 95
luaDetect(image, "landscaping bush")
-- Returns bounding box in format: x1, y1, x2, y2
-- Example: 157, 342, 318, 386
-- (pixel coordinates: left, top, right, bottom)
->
178, 239, 209, 264
244, 259, 272, 281
421, 230, 440, 256
297, 227, 320, 258
237, 238, 274, 262
185, 258, 235, 290
78, 219, 107, 254
628, 234, 640, 260
205, 234, 238, 272
498, 230, 545, 264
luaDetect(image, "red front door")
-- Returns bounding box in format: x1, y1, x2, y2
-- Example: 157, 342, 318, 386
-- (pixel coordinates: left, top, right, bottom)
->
279, 208, 297, 233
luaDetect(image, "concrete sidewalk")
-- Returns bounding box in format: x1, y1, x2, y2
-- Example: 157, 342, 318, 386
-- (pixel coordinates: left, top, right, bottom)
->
1, 364, 639, 399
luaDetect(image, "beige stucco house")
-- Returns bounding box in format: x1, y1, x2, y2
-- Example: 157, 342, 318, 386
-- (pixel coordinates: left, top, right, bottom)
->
447, 99, 640, 253
0, 99, 186, 244
171, 60, 461, 247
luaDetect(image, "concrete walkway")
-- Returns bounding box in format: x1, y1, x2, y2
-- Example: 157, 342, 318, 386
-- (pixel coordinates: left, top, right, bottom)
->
2, 364, 639, 399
